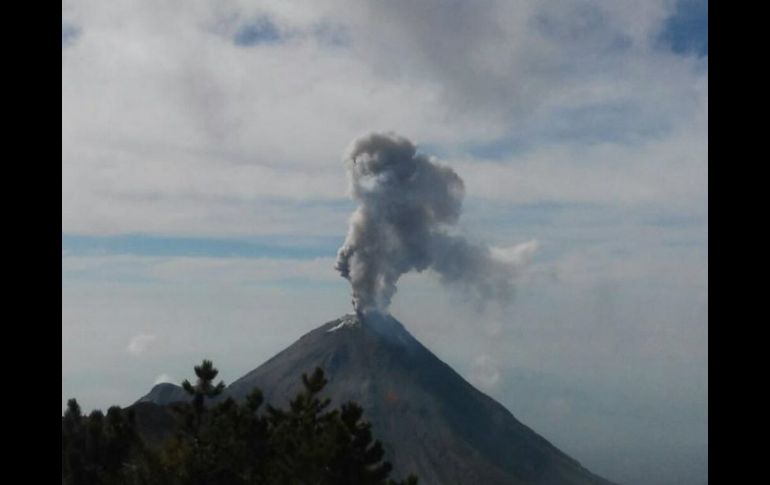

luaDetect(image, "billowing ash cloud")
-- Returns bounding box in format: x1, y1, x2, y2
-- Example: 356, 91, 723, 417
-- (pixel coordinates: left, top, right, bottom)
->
336, 132, 537, 314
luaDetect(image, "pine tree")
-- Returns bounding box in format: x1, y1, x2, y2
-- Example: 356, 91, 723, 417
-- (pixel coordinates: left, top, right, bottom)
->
62, 401, 145, 485
63, 362, 419, 485
265, 367, 336, 483
264, 367, 416, 485
328, 401, 394, 484
62, 399, 86, 485
201, 389, 269, 484
181, 359, 225, 434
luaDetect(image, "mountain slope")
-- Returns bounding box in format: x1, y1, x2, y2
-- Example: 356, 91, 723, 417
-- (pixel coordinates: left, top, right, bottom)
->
136, 382, 189, 406
221, 313, 614, 485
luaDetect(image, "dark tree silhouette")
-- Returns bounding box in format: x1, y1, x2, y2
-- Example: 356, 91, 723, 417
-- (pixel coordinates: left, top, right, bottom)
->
63, 362, 418, 485
265, 367, 416, 485
62, 400, 146, 485
181, 359, 226, 438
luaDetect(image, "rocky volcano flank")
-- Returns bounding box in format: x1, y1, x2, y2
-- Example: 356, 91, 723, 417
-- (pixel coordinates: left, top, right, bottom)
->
138, 313, 614, 485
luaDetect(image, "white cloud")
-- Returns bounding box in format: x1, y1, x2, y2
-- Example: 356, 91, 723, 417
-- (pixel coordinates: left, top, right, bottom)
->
153, 373, 175, 385
127, 334, 158, 355
491, 239, 540, 267
62, 0, 706, 237
470, 354, 501, 390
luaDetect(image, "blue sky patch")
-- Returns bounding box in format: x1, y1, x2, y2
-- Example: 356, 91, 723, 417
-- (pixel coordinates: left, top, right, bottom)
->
463, 137, 530, 160
658, 0, 708, 57
462, 101, 664, 160
312, 22, 351, 48
62, 234, 340, 260
547, 102, 669, 145
234, 17, 282, 46
62, 22, 81, 48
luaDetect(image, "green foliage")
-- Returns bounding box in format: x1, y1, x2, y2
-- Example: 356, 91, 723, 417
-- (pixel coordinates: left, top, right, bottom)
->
263, 367, 403, 485
62, 400, 148, 485
181, 359, 226, 439
62, 362, 418, 485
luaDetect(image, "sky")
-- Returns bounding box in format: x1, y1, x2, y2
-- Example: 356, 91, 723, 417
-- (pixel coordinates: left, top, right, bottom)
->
62, 1, 707, 484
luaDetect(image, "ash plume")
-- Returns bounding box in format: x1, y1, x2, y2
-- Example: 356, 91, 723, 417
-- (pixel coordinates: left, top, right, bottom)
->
335, 132, 537, 314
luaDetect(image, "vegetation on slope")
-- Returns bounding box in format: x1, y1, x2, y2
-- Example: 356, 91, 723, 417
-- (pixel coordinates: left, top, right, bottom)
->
62, 360, 418, 485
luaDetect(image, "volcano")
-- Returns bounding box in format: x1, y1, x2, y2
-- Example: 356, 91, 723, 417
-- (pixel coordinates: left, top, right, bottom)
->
138, 313, 614, 485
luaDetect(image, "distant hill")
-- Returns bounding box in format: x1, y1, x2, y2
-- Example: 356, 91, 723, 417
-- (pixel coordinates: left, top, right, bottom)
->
136, 382, 189, 406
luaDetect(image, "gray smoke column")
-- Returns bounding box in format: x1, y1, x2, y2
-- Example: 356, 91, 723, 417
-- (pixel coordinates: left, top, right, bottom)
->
336, 132, 537, 315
